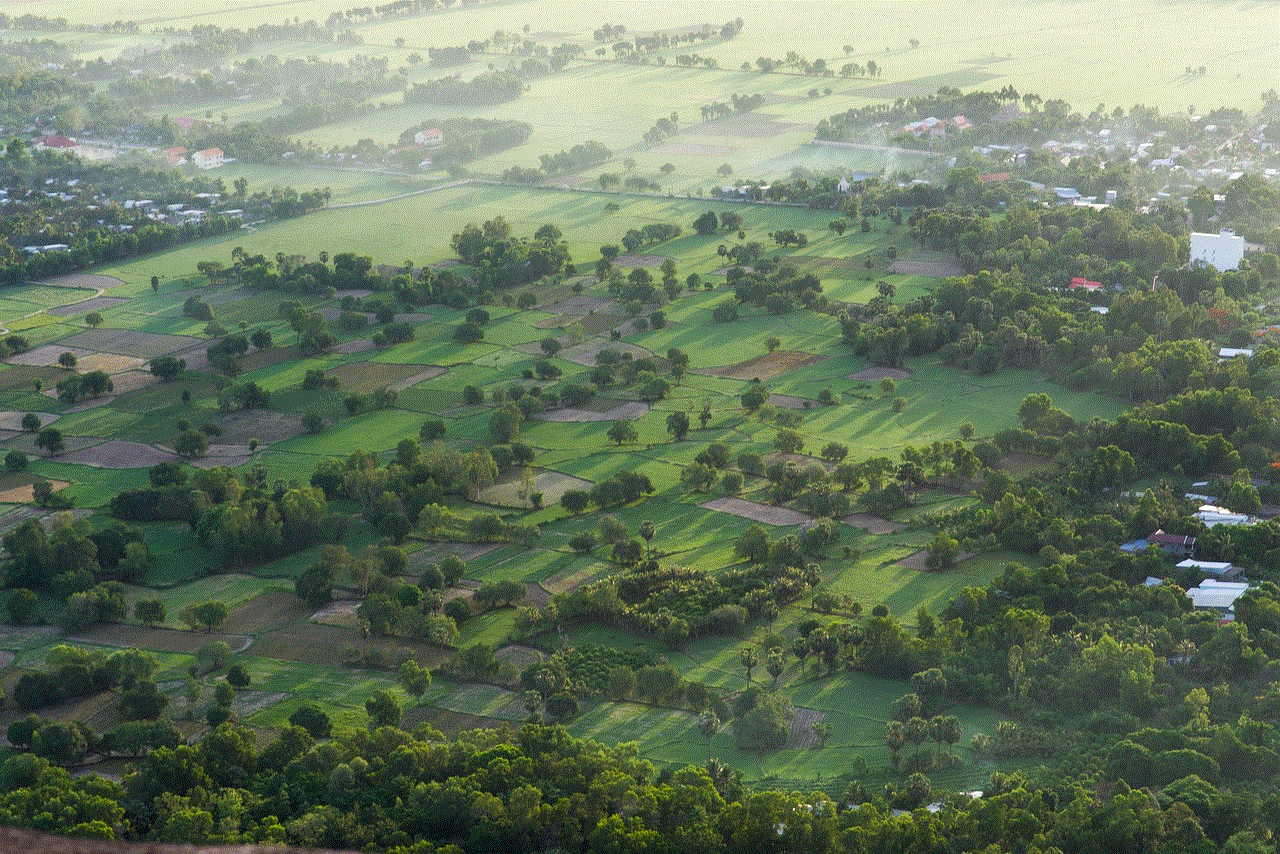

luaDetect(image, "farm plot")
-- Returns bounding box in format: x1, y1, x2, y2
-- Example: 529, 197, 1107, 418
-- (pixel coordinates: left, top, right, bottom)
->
212, 410, 306, 444
431, 683, 529, 722
702, 350, 826, 381
557, 339, 654, 366
58, 329, 202, 359
536, 401, 650, 423
0, 410, 58, 431
45, 296, 128, 317
844, 513, 907, 534
700, 497, 812, 527
0, 473, 69, 504
6, 344, 95, 367
476, 468, 593, 508
328, 361, 445, 394
58, 440, 173, 469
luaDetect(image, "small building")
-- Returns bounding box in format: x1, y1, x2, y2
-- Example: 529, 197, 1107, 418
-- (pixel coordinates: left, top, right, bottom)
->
1147, 529, 1196, 558
192, 147, 224, 169
34, 134, 77, 149
1069, 277, 1102, 290
1194, 504, 1255, 528
1177, 559, 1243, 580
163, 146, 187, 166
1052, 187, 1083, 202
414, 128, 444, 145
1219, 347, 1254, 360
1186, 579, 1250, 617
1190, 230, 1245, 271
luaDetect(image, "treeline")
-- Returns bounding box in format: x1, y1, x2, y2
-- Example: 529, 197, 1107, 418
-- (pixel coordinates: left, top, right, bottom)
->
404, 70, 523, 106
396, 117, 532, 164
500, 140, 613, 184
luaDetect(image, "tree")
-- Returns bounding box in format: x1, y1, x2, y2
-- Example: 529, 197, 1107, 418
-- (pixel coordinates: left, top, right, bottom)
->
58, 352, 77, 371
289, 703, 332, 738
5, 450, 27, 472
693, 211, 720, 235
740, 647, 759, 684
174, 432, 209, 458
764, 336, 781, 352
149, 357, 185, 382
773, 429, 804, 454
698, 713, 720, 758
607, 420, 638, 445
664, 410, 691, 441
21, 413, 40, 433
681, 461, 718, 492
365, 690, 402, 728
226, 664, 250, 689
85, 312, 103, 328
134, 599, 166, 627
741, 385, 768, 411
119, 679, 169, 720
35, 427, 64, 456
397, 660, 433, 703
7, 588, 37, 625
180, 600, 228, 633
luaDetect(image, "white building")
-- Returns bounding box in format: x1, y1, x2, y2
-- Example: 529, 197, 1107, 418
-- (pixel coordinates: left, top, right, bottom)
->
1190, 230, 1245, 271
1187, 579, 1250, 617
192, 147, 224, 169
1195, 504, 1255, 528
1176, 559, 1242, 580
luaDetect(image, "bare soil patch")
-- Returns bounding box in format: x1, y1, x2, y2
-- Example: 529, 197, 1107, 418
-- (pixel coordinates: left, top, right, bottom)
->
846, 366, 912, 382
46, 296, 127, 317
213, 410, 305, 444
0, 476, 68, 504
558, 339, 654, 366
0, 364, 63, 391
222, 591, 310, 634
188, 445, 254, 468
59, 329, 201, 359
410, 542, 502, 567
844, 513, 906, 534
537, 400, 649, 423
404, 706, 509, 735
0, 650, 14, 668
238, 344, 302, 371
108, 371, 158, 395
60, 440, 172, 469
613, 254, 666, 268
331, 338, 376, 355
0, 410, 58, 431
476, 468, 594, 508
895, 549, 976, 571
7, 345, 95, 367
700, 497, 812, 526
77, 352, 146, 374
329, 361, 440, 394
786, 706, 826, 749
4, 432, 100, 457
256, 620, 449, 667
71, 622, 251, 654
31, 273, 123, 291
311, 599, 361, 629
231, 690, 290, 718
542, 295, 616, 315
576, 313, 628, 335
703, 350, 825, 381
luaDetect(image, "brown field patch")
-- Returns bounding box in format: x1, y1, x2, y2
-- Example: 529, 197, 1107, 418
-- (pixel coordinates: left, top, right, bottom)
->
107, 371, 158, 395
558, 339, 654, 366
255, 620, 450, 667
541, 295, 616, 315
703, 350, 826, 381
410, 542, 502, 569
0, 410, 59, 431
476, 468, 594, 508
536, 400, 649, 423
613, 254, 666, 268
328, 361, 440, 394
0, 476, 68, 504
71, 622, 251, 654
4, 432, 101, 457
700, 496, 812, 526
60, 440, 172, 469
0, 650, 14, 668
311, 599, 361, 629
59, 329, 202, 359
7, 344, 95, 367
45, 296, 127, 317
0, 364, 64, 391
213, 410, 306, 444
77, 352, 146, 374
895, 549, 976, 571
844, 513, 906, 534
222, 591, 310, 634
332, 338, 376, 355
239, 344, 302, 371
846, 366, 912, 382
786, 706, 826, 749
32, 273, 123, 291
404, 706, 508, 735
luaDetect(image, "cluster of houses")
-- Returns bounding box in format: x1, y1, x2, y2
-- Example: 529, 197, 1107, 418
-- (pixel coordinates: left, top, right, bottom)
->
1125, 529, 1257, 619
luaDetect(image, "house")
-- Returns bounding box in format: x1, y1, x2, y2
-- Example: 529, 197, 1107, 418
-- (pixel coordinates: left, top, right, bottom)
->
1052, 187, 1083, 202
1176, 559, 1242, 580
1219, 346, 1254, 360
1190, 230, 1245, 271
1194, 504, 1255, 528
1146, 529, 1196, 558
192, 147, 224, 169
1069, 277, 1103, 290
1186, 579, 1250, 617
34, 134, 77, 149
980, 172, 1012, 184
414, 128, 444, 145
163, 146, 188, 166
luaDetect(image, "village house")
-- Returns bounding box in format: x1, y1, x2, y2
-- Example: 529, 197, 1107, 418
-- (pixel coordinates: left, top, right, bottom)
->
414, 128, 444, 145
192, 147, 224, 169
